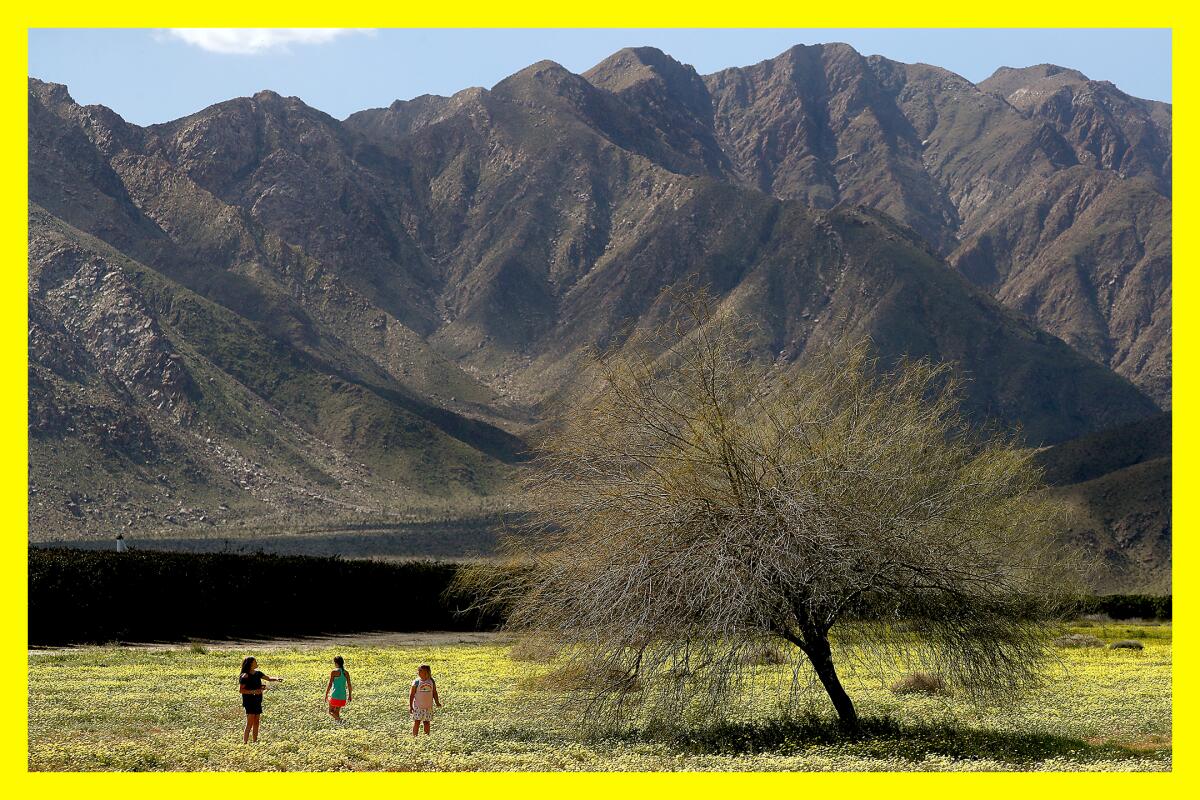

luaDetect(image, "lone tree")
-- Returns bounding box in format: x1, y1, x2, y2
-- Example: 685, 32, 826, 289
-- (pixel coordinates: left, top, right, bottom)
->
470, 292, 1078, 730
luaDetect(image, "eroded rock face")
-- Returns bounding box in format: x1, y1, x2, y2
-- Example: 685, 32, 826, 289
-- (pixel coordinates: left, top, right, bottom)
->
29, 296, 89, 384
981, 64, 1171, 191
28, 289, 162, 505
30, 236, 195, 423
700, 48, 1171, 404
25, 209, 525, 542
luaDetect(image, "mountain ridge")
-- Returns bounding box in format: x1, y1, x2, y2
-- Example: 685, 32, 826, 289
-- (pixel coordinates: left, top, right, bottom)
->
344, 44, 1169, 403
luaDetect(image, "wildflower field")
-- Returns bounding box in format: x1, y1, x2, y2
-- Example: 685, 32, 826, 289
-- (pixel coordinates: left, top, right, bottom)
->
27, 622, 1171, 771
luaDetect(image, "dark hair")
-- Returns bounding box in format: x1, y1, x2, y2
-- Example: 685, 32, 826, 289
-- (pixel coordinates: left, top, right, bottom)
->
240, 656, 256, 677
418, 663, 431, 676
334, 655, 348, 680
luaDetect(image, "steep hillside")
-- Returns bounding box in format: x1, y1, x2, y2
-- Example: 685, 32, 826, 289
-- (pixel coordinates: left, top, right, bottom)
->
1035, 413, 1171, 593
980, 64, 1171, 191
28, 207, 520, 538
1036, 412, 1170, 486
698, 45, 1171, 403
1053, 457, 1171, 594
351, 45, 1172, 404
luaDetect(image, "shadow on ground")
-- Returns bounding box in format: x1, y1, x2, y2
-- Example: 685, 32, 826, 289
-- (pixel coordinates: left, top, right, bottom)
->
657, 715, 1167, 764
487, 714, 1168, 765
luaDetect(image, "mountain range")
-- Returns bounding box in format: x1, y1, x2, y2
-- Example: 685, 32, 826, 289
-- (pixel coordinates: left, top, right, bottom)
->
27, 43, 1171, 590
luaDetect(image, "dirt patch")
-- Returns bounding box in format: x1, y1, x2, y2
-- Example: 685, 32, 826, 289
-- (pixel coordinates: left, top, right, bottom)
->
30, 630, 509, 654
1085, 734, 1172, 752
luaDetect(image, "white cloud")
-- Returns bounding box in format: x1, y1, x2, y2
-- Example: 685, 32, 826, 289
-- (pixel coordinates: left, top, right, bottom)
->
164, 28, 373, 55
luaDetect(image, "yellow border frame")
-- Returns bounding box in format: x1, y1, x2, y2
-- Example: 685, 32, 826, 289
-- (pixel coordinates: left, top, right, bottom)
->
4, 6, 1184, 794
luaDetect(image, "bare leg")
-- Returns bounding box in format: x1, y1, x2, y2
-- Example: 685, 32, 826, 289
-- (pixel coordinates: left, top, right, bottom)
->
412, 719, 420, 736
423, 720, 431, 735
331, 706, 341, 721
250, 715, 261, 742
243, 716, 252, 744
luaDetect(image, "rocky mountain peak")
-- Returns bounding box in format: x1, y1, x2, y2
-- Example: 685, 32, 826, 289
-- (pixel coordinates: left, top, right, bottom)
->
344, 93, 458, 138
29, 77, 74, 108
980, 62, 1171, 190
487, 59, 612, 120
984, 63, 1091, 92
493, 59, 579, 94
584, 46, 701, 96
584, 46, 728, 177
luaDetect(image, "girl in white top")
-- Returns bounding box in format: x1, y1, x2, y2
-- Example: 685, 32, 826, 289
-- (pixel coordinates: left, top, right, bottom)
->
409, 664, 441, 735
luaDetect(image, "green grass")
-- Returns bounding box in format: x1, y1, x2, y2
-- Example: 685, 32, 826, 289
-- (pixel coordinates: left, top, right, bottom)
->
28, 624, 1170, 771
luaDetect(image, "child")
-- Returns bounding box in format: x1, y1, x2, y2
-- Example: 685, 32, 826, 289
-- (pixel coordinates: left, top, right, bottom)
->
238, 656, 283, 743
409, 664, 441, 735
324, 655, 353, 723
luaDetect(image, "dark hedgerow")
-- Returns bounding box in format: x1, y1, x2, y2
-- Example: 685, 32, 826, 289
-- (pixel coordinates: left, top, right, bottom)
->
28, 547, 502, 645
1079, 594, 1171, 621
28, 547, 1169, 645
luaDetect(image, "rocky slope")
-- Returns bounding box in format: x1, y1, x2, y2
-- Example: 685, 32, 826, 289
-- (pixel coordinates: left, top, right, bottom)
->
698, 45, 1171, 403
28, 206, 520, 538
1035, 413, 1171, 593
348, 45, 1170, 403
980, 64, 1171, 191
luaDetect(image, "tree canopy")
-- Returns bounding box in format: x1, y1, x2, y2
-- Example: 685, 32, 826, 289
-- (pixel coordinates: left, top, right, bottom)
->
465, 292, 1081, 729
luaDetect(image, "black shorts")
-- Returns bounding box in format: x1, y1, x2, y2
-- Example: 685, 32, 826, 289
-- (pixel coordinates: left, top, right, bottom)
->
243, 695, 263, 715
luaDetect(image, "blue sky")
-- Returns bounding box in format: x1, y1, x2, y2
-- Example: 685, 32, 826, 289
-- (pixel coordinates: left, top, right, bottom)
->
28, 29, 1171, 126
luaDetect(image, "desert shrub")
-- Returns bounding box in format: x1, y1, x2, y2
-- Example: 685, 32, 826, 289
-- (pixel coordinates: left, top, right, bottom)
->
188, 642, 209, 654
1109, 640, 1144, 650
528, 663, 641, 693
890, 672, 947, 695
1054, 634, 1105, 649
508, 637, 562, 663
739, 642, 789, 666
1079, 595, 1170, 621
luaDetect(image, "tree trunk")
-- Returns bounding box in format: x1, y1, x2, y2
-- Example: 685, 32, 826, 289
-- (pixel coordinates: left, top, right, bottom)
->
802, 633, 859, 730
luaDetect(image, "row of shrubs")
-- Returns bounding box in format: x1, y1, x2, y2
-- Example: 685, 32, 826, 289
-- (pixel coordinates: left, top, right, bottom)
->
28, 547, 501, 645
28, 548, 1171, 645
1077, 593, 1171, 621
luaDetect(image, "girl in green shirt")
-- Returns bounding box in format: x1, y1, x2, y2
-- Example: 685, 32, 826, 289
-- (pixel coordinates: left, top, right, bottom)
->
324, 655, 353, 723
